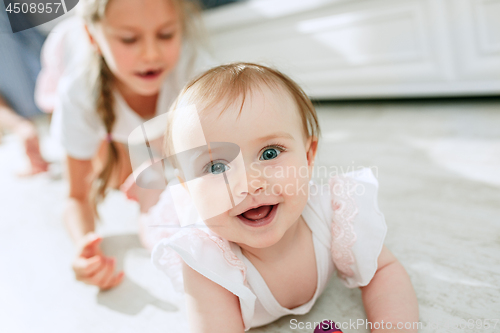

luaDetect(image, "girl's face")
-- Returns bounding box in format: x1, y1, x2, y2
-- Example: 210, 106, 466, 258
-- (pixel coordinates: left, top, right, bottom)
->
89, 0, 182, 96
171, 86, 317, 250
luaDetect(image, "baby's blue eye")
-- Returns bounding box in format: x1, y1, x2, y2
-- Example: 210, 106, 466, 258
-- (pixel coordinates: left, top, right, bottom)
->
261, 148, 280, 161
210, 162, 229, 174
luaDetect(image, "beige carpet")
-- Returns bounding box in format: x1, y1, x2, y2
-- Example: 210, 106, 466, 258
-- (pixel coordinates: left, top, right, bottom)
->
1, 99, 499, 333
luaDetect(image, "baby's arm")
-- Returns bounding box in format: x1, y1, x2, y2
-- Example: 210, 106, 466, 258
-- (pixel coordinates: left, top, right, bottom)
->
182, 262, 245, 333
360, 245, 419, 333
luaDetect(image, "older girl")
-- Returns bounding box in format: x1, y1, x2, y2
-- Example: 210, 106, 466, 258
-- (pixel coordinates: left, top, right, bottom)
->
46, 0, 212, 290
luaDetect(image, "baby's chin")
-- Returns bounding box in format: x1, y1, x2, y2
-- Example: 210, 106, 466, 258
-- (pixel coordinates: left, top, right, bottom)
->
236, 237, 281, 250
235, 226, 288, 250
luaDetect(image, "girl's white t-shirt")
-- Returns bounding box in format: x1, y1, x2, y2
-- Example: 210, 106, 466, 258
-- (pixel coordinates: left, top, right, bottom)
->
49, 18, 214, 160
149, 168, 387, 330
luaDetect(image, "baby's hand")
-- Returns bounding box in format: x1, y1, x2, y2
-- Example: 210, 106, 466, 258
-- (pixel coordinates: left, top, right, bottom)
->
72, 233, 124, 290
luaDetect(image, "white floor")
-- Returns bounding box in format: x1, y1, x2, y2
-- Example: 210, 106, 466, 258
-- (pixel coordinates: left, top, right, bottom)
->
1, 99, 499, 333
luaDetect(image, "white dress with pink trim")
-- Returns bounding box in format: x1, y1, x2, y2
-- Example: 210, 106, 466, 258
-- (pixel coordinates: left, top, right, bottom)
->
149, 168, 387, 331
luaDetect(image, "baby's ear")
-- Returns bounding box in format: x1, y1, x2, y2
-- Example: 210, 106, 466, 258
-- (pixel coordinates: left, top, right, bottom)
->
306, 136, 318, 167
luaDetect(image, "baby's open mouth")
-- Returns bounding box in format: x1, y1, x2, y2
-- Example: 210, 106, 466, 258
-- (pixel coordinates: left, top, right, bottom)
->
237, 204, 278, 227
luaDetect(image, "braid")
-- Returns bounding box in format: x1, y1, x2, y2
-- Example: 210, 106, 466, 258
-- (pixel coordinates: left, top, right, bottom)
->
90, 56, 118, 217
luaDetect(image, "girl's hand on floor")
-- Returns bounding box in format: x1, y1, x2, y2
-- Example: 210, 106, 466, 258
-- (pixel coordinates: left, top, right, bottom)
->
72, 233, 125, 290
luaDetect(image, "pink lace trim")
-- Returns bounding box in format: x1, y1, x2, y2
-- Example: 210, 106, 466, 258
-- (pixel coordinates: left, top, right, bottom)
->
158, 246, 184, 291
329, 176, 359, 279
191, 229, 248, 284
157, 228, 248, 290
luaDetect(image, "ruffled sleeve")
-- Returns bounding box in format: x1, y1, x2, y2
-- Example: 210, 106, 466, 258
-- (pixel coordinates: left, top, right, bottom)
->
139, 180, 206, 252
329, 168, 387, 288
138, 187, 181, 253
35, 17, 93, 113
151, 228, 257, 331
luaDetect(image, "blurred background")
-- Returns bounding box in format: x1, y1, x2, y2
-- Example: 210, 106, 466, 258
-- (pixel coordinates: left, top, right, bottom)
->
205, 0, 500, 99
1, 0, 499, 332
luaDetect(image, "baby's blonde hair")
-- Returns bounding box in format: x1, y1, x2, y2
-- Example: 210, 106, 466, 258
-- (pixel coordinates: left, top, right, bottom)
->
78, 0, 202, 215
165, 62, 321, 167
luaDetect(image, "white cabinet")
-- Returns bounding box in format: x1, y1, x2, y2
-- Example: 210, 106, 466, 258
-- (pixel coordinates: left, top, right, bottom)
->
450, 0, 500, 80
204, 0, 500, 98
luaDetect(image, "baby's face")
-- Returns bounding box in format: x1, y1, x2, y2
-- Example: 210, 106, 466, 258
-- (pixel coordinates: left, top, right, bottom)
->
171, 85, 315, 249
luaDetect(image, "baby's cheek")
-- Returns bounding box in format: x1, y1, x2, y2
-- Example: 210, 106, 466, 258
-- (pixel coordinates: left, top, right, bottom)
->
283, 177, 310, 210
267, 160, 309, 196
186, 177, 235, 220
279, 167, 310, 212
205, 213, 243, 245
204, 214, 229, 232
265, 174, 308, 213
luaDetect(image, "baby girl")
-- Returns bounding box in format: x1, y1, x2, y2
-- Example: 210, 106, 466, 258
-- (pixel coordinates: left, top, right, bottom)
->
145, 63, 418, 332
